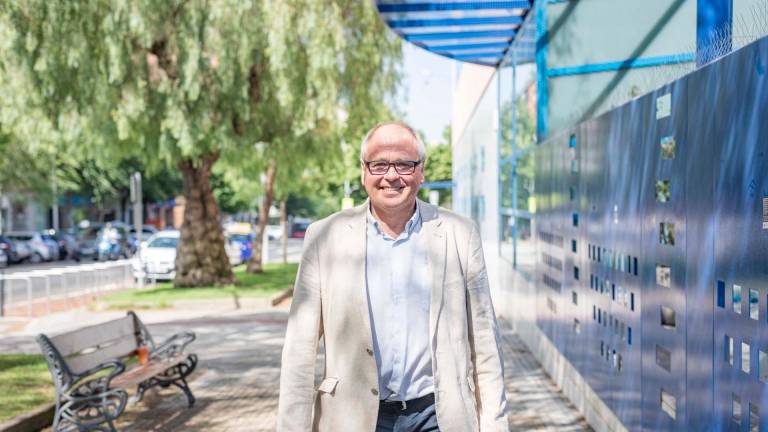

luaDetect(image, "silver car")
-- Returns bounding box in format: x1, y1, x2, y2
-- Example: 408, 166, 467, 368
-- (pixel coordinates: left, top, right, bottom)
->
5, 231, 53, 263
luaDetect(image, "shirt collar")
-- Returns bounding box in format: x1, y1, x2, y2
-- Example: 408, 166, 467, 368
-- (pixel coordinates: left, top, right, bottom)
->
367, 201, 422, 240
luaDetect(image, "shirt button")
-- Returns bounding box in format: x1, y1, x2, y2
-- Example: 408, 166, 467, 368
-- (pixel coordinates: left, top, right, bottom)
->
366, 348, 374, 356
371, 388, 379, 396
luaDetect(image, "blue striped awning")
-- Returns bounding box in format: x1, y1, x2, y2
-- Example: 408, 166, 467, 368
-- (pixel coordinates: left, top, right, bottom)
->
376, 1, 536, 67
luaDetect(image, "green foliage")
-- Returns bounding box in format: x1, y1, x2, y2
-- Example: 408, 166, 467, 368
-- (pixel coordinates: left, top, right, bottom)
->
286, 195, 340, 220
500, 97, 536, 209
0, 354, 53, 422
418, 125, 452, 205
0, 0, 401, 238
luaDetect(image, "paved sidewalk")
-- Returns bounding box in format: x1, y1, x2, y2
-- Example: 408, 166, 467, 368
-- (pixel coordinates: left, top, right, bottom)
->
2, 306, 590, 431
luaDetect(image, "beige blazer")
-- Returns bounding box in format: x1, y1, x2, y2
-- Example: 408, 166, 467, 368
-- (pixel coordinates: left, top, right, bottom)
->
277, 200, 509, 432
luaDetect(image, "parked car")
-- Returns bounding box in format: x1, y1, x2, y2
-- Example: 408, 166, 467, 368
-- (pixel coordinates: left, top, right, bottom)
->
5, 231, 53, 263
266, 225, 283, 241
134, 230, 180, 281
290, 219, 312, 238
39, 233, 61, 261
0, 235, 27, 264
56, 230, 79, 260
43, 229, 78, 260
128, 226, 158, 254
0, 248, 7, 268
72, 225, 102, 261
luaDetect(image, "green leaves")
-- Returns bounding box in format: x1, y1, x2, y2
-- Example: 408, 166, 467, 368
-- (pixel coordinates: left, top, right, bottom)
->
0, 0, 401, 214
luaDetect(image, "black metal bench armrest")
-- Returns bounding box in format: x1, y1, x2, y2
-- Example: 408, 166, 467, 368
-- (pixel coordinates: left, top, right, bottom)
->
152, 332, 196, 358
69, 360, 126, 392
65, 387, 127, 404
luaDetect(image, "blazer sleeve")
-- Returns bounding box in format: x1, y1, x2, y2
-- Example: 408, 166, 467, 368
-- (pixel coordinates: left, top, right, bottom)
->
465, 222, 510, 431
277, 224, 323, 431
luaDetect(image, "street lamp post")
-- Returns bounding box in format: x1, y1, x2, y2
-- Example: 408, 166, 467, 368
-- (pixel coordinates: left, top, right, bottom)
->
130, 172, 143, 288
52, 162, 59, 231
0, 267, 5, 318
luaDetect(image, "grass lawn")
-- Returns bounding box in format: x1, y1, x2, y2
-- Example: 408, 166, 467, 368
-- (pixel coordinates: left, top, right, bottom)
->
97, 263, 298, 310
0, 354, 53, 422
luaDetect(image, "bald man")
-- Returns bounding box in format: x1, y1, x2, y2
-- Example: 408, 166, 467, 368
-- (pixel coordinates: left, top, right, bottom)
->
278, 122, 509, 432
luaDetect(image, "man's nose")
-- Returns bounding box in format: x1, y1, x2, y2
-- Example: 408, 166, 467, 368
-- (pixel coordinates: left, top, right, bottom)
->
383, 165, 400, 180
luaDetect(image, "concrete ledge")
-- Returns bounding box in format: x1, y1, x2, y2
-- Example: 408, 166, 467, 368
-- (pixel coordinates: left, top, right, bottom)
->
0, 403, 54, 432
270, 288, 293, 306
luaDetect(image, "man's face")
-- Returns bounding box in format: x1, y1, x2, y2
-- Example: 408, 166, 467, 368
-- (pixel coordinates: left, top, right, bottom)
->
361, 125, 424, 216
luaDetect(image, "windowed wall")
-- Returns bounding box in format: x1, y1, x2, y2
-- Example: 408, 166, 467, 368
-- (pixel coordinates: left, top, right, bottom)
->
498, 61, 536, 277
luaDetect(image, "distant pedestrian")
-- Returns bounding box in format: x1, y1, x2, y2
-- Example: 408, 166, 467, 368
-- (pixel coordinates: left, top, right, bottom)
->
278, 121, 509, 432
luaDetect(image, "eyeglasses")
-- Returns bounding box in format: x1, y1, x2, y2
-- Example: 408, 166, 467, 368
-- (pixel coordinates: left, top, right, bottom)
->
364, 159, 422, 175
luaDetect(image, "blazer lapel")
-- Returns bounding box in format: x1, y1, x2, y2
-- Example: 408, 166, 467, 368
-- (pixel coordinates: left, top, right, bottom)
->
421, 202, 446, 348
345, 202, 374, 347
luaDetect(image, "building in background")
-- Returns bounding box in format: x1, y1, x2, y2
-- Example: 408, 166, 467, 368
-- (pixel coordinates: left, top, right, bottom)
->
376, 1, 768, 431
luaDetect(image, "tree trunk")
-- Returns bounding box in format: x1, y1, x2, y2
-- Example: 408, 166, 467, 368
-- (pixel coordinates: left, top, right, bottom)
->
280, 199, 287, 264
175, 154, 235, 287
247, 159, 277, 273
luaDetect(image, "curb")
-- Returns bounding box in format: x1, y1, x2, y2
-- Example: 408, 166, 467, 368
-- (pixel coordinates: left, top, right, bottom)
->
270, 287, 294, 306
0, 403, 54, 432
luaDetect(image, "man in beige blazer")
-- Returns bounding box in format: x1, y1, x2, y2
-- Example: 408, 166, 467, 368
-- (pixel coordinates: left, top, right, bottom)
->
278, 122, 509, 431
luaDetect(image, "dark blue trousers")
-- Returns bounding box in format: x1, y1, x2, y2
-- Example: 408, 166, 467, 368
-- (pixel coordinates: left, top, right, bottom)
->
376, 393, 440, 432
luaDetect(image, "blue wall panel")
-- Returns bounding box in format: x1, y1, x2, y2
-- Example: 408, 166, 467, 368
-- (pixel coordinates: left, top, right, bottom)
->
639, 80, 689, 432
532, 35, 768, 432
709, 38, 768, 432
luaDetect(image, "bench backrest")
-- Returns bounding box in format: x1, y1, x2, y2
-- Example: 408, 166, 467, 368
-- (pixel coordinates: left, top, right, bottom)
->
49, 316, 139, 375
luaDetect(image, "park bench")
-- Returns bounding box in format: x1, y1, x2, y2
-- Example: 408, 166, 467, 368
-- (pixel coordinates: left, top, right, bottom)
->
36, 311, 198, 432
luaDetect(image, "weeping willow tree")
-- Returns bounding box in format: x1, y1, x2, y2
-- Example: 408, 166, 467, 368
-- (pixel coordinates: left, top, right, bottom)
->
1, 0, 400, 286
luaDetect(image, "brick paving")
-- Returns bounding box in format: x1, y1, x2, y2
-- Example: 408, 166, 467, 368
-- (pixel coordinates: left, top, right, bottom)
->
499, 326, 592, 432
53, 308, 591, 431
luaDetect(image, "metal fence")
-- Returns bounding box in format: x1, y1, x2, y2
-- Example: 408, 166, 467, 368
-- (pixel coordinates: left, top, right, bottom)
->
0, 260, 136, 317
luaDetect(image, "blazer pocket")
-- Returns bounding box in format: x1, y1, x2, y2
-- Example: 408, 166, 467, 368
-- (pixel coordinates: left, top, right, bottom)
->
317, 377, 339, 394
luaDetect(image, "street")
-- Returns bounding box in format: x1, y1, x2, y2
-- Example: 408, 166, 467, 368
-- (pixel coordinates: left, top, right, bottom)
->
0, 239, 304, 318
3, 238, 303, 275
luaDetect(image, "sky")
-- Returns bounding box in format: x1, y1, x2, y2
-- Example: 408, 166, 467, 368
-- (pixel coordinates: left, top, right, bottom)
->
396, 43, 537, 146
397, 43, 456, 146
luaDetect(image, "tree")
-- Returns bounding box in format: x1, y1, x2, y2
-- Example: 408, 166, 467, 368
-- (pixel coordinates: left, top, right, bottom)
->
2, 1, 401, 285
238, 1, 401, 273
418, 125, 452, 206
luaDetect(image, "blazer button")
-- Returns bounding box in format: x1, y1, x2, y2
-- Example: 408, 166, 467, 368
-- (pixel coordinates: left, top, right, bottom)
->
366, 348, 374, 356
371, 388, 379, 396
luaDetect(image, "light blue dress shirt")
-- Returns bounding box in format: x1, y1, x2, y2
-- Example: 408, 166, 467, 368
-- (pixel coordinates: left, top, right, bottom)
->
365, 203, 434, 402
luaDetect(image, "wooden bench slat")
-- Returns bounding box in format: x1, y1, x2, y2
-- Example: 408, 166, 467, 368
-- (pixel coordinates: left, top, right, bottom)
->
51, 316, 136, 357
111, 354, 184, 388
67, 338, 138, 375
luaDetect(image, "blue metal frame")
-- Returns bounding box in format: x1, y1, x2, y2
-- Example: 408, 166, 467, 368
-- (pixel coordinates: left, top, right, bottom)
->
447, 52, 506, 61
377, 1, 531, 13
404, 29, 517, 42
428, 41, 513, 52
388, 16, 524, 29
547, 53, 696, 77
376, 1, 535, 66
421, 181, 453, 190
535, 0, 548, 140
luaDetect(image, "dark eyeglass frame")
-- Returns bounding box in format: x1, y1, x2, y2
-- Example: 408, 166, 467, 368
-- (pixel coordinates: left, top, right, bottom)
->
364, 159, 423, 175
